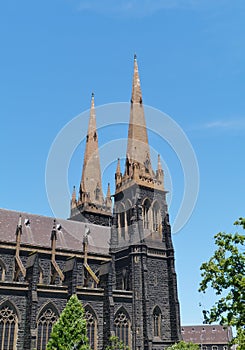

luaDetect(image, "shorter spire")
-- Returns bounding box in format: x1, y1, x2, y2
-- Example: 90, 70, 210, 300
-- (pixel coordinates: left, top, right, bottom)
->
80, 92, 103, 205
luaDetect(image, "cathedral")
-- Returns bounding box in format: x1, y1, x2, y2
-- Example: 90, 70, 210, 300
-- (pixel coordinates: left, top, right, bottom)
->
0, 56, 181, 350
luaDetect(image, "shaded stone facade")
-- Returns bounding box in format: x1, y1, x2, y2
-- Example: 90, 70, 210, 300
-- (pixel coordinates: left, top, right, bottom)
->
0, 57, 181, 349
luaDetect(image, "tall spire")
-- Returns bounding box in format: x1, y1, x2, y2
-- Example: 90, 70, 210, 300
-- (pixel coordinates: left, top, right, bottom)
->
80, 93, 103, 205
115, 56, 164, 193
126, 55, 152, 173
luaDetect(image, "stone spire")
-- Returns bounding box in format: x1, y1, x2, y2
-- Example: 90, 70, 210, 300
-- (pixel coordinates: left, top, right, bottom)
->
70, 93, 112, 226
79, 93, 103, 205
114, 56, 164, 193
126, 54, 153, 173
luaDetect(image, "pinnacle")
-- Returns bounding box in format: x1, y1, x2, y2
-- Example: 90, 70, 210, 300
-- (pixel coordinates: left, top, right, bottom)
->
116, 158, 121, 174
158, 154, 162, 171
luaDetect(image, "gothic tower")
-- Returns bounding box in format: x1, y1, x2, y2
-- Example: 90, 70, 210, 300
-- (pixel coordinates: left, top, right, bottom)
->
111, 55, 181, 349
70, 93, 112, 226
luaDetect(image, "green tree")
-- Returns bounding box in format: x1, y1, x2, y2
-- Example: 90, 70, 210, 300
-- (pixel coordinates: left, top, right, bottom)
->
166, 340, 199, 350
199, 218, 245, 348
47, 294, 89, 350
105, 336, 129, 350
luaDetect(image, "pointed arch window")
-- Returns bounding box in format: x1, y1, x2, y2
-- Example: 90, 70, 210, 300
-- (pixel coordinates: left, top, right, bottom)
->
36, 306, 58, 350
152, 201, 161, 232
0, 302, 18, 350
125, 200, 133, 238
117, 204, 125, 240
114, 310, 131, 347
153, 306, 162, 337
143, 199, 151, 229
0, 260, 6, 281
85, 306, 97, 350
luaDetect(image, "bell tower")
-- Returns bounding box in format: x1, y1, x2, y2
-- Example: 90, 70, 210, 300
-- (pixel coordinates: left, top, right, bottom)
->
70, 93, 112, 226
111, 56, 181, 349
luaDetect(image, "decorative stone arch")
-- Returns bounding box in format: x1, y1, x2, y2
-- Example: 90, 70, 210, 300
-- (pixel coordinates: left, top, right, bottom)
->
0, 299, 19, 350
142, 197, 152, 230
36, 302, 59, 350
84, 304, 98, 350
114, 307, 131, 348
152, 305, 162, 338
0, 258, 6, 281
151, 200, 162, 233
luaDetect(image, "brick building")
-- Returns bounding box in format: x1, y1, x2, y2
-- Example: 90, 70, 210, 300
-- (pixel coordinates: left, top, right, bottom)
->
0, 57, 181, 349
181, 325, 233, 350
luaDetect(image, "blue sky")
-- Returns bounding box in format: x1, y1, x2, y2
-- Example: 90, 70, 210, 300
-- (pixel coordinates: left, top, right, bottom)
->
1, 0, 245, 325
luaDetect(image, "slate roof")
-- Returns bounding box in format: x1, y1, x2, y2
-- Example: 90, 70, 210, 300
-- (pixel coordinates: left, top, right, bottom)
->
182, 325, 233, 345
0, 208, 110, 255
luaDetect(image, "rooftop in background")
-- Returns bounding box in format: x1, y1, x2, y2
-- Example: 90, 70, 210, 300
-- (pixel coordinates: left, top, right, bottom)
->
182, 325, 233, 345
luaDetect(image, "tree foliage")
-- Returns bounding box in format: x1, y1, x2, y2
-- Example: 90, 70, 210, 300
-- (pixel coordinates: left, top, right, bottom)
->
166, 340, 199, 350
105, 336, 129, 350
199, 218, 245, 348
47, 294, 89, 350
